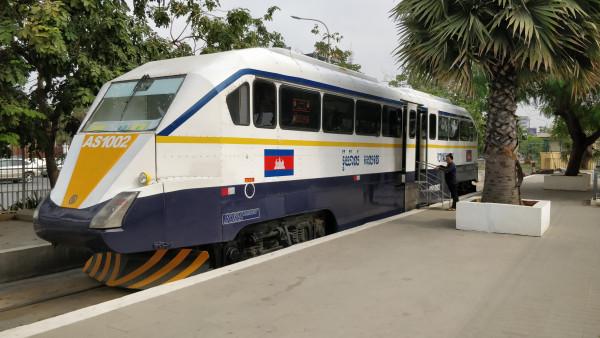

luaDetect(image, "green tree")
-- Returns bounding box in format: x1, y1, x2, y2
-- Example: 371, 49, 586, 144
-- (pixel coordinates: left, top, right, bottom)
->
529, 79, 600, 175
2, 0, 174, 187
310, 25, 361, 72
137, 0, 286, 54
392, 0, 600, 204
0, 12, 44, 152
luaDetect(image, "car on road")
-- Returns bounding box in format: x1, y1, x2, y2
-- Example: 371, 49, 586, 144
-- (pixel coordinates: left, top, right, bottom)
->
0, 158, 42, 183
40, 159, 63, 177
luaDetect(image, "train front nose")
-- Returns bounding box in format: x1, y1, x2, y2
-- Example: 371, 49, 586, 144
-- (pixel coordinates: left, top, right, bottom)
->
34, 132, 160, 252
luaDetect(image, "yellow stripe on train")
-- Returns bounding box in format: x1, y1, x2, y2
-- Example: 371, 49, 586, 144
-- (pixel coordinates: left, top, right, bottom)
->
62, 134, 139, 209
157, 135, 477, 149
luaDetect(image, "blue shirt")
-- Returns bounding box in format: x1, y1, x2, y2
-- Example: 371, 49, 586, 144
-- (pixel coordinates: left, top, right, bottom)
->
443, 162, 456, 184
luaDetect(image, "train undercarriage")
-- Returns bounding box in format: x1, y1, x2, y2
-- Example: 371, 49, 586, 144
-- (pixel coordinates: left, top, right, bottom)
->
85, 212, 334, 289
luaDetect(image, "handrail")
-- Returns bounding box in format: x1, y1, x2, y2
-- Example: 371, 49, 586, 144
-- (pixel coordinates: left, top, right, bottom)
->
414, 160, 449, 208
415, 160, 440, 169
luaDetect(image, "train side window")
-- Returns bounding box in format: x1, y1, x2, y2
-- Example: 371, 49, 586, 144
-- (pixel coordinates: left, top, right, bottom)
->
429, 114, 437, 140
438, 116, 449, 140
459, 120, 470, 141
323, 94, 354, 134
449, 118, 460, 141
420, 112, 427, 139
382, 105, 402, 138
226, 83, 250, 126
408, 110, 416, 138
470, 121, 477, 141
253, 80, 277, 128
279, 85, 320, 131
356, 101, 381, 136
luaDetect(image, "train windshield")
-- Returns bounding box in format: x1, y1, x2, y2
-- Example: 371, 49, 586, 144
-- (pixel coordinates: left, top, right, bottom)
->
83, 75, 185, 132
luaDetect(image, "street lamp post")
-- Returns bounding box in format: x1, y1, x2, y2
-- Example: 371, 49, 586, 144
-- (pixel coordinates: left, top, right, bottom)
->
290, 15, 331, 62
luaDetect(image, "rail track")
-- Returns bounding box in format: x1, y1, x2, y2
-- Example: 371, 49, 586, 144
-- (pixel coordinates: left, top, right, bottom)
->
0, 269, 133, 331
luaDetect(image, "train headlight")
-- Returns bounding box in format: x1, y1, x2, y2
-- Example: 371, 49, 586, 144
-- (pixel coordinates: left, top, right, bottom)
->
138, 172, 151, 186
90, 192, 139, 229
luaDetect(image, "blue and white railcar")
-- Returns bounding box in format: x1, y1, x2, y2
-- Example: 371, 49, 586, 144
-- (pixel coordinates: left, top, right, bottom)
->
34, 48, 478, 288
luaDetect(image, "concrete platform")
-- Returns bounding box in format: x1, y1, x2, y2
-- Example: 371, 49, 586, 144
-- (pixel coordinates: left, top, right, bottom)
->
0, 220, 90, 283
5, 175, 600, 338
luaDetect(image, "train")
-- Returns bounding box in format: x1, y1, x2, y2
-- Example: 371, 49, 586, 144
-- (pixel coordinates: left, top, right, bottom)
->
34, 48, 478, 289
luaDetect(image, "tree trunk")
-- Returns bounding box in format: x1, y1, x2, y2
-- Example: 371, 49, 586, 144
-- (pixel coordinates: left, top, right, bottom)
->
556, 111, 595, 176
481, 63, 520, 204
44, 141, 59, 188
565, 139, 586, 176
581, 145, 593, 170
35, 74, 60, 188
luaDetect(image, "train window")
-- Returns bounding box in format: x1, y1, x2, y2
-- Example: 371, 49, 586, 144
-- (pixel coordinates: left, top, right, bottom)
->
420, 113, 427, 139
459, 120, 471, 141
382, 105, 402, 138
279, 85, 320, 131
449, 118, 460, 141
408, 110, 416, 138
83, 75, 185, 132
470, 122, 477, 141
356, 101, 381, 136
438, 116, 449, 140
253, 80, 277, 128
226, 83, 250, 126
323, 94, 354, 134
429, 114, 437, 140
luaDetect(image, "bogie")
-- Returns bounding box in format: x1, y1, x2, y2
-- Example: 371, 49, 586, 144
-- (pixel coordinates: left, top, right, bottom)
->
221, 212, 331, 265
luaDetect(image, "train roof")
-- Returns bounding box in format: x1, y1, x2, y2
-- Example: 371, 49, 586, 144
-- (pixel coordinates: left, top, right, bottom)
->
113, 47, 472, 119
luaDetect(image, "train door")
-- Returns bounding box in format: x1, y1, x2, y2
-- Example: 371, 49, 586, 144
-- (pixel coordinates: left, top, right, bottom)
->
415, 106, 428, 178
401, 102, 408, 173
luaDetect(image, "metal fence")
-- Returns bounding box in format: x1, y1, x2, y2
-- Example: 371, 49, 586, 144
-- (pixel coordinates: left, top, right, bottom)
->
594, 162, 600, 202
0, 147, 59, 210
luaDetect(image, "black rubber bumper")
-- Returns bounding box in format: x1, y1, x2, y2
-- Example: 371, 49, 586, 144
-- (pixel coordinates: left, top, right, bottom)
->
33, 198, 111, 251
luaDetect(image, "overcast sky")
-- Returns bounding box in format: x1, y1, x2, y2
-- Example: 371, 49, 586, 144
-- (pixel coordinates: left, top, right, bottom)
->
162, 0, 551, 128
218, 0, 399, 81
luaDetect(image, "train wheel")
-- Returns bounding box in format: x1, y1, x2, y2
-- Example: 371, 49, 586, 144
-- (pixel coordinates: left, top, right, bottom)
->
223, 212, 330, 265
83, 249, 211, 290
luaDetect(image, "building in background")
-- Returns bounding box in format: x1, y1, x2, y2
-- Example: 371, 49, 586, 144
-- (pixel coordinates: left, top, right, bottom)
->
517, 116, 530, 129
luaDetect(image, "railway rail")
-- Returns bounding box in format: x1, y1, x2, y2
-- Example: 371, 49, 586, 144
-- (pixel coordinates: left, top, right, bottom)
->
0, 269, 132, 331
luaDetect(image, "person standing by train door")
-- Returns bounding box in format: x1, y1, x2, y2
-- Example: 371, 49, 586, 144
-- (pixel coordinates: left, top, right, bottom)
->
438, 153, 458, 210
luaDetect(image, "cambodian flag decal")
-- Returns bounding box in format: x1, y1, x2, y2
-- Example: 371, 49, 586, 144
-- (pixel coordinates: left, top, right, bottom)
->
264, 149, 294, 177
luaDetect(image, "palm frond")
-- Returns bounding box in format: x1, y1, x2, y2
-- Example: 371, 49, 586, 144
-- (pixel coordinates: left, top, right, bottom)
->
392, 0, 600, 97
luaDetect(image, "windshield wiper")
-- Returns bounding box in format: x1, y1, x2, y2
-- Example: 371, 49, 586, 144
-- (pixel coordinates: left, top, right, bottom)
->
119, 74, 153, 120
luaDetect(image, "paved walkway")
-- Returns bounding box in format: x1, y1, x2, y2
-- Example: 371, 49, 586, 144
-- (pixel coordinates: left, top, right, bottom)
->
13, 176, 600, 337
0, 219, 46, 251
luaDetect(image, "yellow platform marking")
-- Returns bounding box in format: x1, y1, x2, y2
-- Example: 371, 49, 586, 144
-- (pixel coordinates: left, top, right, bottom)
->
96, 252, 112, 281
88, 253, 103, 278
156, 135, 476, 150
128, 249, 192, 289
106, 249, 167, 287
165, 251, 210, 284
62, 134, 139, 209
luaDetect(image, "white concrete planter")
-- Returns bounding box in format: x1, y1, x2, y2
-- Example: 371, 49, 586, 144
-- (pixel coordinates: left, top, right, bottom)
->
543, 173, 591, 191
456, 197, 551, 237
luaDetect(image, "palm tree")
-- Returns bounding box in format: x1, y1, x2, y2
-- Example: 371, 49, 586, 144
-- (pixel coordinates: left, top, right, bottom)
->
392, 0, 600, 204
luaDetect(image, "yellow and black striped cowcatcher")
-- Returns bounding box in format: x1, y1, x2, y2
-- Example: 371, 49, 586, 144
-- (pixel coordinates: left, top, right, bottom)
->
83, 249, 210, 289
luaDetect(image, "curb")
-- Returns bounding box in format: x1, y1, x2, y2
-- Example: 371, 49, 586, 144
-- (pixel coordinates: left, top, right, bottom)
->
0, 244, 91, 284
